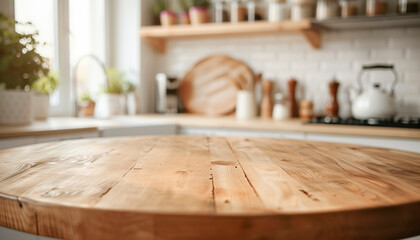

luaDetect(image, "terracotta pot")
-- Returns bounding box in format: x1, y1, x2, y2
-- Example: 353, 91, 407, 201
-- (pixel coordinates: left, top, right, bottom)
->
0, 90, 33, 125
189, 7, 209, 25
179, 12, 190, 25
160, 11, 177, 26
79, 102, 95, 117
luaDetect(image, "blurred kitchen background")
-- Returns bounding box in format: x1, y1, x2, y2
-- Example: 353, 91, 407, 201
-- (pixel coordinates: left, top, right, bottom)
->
1, 0, 419, 119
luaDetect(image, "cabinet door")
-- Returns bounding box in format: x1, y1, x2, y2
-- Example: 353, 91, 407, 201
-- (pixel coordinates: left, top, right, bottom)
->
100, 124, 177, 137
0, 137, 36, 150
179, 127, 305, 140
306, 133, 420, 153
35, 131, 100, 144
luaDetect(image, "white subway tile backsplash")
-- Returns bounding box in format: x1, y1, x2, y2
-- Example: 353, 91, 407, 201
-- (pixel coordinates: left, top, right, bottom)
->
306, 51, 336, 61
404, 71, 420, 83
389, 37, 420, 48
320, 61, 352, 71
371, 49, 405, 59
337, 50, 369, 60
163, 28, 420, 117
291, 61, 319, 71
354, 38, 388, 49
406, 49, 420, 60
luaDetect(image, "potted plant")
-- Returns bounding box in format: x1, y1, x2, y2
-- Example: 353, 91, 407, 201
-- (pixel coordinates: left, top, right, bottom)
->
0, 14, 49, 125
189, 0, 211, 25
78, 92, 95, 117
178, 0, 191, 24
153, 0, 168, 25
94, 68, 136, 118
31, 71, 60, 120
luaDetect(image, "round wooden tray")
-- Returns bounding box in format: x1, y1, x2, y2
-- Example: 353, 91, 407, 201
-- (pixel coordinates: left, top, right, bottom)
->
0, 136, 419, 239
178, 55, 254, 116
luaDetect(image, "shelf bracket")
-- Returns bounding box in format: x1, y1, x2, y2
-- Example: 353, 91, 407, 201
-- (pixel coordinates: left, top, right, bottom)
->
145, 37, 166, 54
301, 29, 321, 49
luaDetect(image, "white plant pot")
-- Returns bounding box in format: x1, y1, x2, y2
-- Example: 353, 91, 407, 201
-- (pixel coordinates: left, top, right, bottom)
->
0, 90, 33, 125
33, 93, 50, 120
94, 94, 125, 118
126, 93, 137, 115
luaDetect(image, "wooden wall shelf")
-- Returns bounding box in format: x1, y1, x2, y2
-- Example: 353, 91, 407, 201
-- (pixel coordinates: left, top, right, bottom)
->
313, 14, 420, 31
140, 20, 321, 54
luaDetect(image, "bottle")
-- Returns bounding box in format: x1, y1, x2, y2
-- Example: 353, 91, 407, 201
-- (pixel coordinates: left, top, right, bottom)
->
326, 79, 340, 117
288, 79, 299, 118
272, 93, 290, 120
299, 100, 314, 120
260, 80, 273, 118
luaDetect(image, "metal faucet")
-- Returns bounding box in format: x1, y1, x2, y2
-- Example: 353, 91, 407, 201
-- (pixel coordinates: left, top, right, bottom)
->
72, 54, 108, 117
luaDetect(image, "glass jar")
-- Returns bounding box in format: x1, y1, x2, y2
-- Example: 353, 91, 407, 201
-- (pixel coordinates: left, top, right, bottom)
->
214, 0, 229, 23
366, 0, 388, 16
291, 0, 314, 21
268, 0, 291, 22
247, 0, 266, 22
231, 0, 248, 23
398, 0, 419, 14
316, 0, 338, 20
339, 0, 359, 17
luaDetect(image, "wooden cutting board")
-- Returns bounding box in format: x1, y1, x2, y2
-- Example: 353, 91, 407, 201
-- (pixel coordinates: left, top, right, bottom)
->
179, 55, 254, 115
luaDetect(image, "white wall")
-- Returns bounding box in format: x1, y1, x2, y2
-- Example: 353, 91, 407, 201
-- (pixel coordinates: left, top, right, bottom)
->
152, 28, 420, 117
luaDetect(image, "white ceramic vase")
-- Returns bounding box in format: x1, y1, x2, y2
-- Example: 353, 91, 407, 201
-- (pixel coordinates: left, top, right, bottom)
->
0, 90, 33, 125
33, 92, 50, 120
94, 94, 125, 118
236, 90, 256, 120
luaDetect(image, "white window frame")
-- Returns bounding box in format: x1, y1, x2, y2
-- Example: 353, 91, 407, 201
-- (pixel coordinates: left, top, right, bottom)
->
13, 0, 111, 117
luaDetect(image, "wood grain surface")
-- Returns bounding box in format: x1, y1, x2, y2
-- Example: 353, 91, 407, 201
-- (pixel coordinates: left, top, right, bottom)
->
179, 55, 254, 116
0, 136, 419, 239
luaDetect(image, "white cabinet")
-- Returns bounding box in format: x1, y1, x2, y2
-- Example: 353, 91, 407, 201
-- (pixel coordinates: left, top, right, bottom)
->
179, 127, 420, 153
306, 133, 420, 153
0, 131, 99, 150
179, 127, 305, 140
100, 124, 177, 137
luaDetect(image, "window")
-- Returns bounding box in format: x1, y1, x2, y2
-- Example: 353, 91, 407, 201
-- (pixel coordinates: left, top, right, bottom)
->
14, 0, 108, 116
14, 0, 59, 106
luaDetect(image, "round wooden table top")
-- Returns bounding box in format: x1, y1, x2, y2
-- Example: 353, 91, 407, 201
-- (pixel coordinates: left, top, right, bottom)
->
0, 136, 419, 240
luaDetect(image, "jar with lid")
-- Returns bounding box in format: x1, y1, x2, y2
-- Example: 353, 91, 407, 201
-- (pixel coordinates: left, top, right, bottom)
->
316, 0, 338, 20
291, 0, 314, 21
268, 0, 291, 22
213, 0, 230, 23
272, 93, 290, 120
398, 0, 419, 14
247, 0, 266, 22
366, 0, 388, 16
339, 0, 359, 17
231, 0, 248, 23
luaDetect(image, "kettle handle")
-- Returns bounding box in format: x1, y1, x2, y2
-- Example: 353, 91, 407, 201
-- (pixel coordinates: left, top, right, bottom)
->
357, 64, 399, 96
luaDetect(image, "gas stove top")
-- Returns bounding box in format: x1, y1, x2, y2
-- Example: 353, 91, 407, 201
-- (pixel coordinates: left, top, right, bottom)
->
306, 117, 420, 129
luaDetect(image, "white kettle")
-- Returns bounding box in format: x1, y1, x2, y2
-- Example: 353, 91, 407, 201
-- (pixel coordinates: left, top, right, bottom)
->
351, 64, 398, 120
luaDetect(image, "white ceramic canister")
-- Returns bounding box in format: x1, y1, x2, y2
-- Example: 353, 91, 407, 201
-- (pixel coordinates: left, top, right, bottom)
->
236, 90, 256, 120
291, 0, 314, 21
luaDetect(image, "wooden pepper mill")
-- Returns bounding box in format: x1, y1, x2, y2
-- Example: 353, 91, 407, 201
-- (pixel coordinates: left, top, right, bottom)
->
326, 80, 340, 117
288, 79, 299, 118
260, 80, 273, 118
